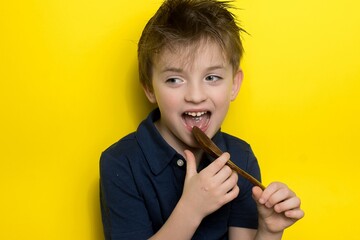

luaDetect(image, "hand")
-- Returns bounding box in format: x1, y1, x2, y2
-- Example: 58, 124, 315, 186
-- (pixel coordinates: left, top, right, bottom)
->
252, 182, 304, 235
181, 150, 240, 220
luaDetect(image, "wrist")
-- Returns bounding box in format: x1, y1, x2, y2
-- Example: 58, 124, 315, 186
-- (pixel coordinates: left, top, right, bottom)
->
150, 198, 203, 240
176, 197, 203, 227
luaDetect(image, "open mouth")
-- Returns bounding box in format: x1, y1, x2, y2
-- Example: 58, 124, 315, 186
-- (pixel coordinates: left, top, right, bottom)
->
182, 111, 211, 130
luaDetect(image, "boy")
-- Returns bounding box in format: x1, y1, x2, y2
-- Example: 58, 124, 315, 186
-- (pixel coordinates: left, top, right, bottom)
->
100, 0, 304, 239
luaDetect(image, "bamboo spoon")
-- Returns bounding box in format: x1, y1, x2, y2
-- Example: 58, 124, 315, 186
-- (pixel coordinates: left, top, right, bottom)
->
192, 126, 266, 190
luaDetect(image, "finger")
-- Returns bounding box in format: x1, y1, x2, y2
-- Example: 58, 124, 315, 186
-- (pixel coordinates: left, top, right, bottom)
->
220, 171, 238, 194
214, 170, 238, 194
252, 186, 264, 203
204, 152, 230, 176
184, 150, 197, 178
213, 164, 233, 183
265, 187, 295, 208
284, 208, 305, 220
260, 182, 290, 207
224, 184, 240, 203
273, 196, 301, 213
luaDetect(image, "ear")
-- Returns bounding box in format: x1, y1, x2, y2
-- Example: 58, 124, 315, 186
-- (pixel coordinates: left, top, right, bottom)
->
143, 85, 157, 104
230, 69, 243, 101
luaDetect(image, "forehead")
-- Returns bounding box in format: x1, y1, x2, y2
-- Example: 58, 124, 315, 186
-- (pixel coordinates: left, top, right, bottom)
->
153, 39, 229, 70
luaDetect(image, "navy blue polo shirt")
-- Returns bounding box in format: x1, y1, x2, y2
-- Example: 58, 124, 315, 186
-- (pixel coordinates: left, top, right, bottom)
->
100, 109, 260, 240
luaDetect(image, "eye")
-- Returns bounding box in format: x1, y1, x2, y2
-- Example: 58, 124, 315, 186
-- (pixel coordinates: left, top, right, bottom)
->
165, 77, 184, 85
205, 75, 222, 82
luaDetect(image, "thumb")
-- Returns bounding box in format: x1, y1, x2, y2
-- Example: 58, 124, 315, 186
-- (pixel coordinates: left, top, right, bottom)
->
252, 186, 264, 204
184, 150, 198, 178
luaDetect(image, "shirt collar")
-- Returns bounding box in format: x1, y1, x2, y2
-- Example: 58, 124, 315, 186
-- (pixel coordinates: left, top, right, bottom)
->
212, 129, 227, 153
135, 108, 179, 175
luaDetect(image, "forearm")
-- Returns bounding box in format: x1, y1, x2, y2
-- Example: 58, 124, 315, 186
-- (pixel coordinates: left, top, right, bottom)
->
254, 229, 283, 240
228, 226, 283, 240
149, 198, 203, 240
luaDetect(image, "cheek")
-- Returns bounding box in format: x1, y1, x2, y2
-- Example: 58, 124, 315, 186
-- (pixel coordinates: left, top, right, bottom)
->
155, 90, 180, 108
211, 85, 233, 105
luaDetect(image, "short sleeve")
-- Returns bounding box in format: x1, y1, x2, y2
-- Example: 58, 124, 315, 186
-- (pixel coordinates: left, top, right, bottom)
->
228, 146, 260, 229
100, 151, 153, 239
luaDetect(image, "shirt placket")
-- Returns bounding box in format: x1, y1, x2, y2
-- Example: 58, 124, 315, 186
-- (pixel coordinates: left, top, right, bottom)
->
171, 155, 186, 199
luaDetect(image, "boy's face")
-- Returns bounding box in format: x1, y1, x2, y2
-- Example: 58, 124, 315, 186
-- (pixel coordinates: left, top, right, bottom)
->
144, 40, 243, 153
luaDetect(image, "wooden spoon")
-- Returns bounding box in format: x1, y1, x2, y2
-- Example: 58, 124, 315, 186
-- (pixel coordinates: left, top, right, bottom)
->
192, 126, 265, 190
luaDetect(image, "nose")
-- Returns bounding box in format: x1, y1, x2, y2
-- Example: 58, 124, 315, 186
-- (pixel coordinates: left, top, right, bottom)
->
184, 82, 207, 103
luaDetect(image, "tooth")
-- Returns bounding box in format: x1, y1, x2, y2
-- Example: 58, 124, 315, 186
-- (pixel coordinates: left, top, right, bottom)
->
185, 111, 207, 117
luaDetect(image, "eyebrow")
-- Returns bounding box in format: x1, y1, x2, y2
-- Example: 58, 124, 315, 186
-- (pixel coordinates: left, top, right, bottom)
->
206, 65, 225, 71
161, 65, 225, 73
161, 67, 183, 73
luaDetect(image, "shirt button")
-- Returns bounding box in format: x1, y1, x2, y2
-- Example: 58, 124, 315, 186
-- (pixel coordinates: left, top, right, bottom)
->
176, 159, 184, 167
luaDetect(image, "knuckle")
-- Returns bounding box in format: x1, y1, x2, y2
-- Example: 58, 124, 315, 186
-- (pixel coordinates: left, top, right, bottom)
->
232, 172, 238, 182
224, 165, 232, 175
284, 187, 295, 197
230, 172, 238, 184
214, 158, 225, 169
274, 181, 287, 188
281, 187, 291, 196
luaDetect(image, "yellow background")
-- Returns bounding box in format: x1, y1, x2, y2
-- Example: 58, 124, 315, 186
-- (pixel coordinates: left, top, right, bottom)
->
1, 0, 359, 239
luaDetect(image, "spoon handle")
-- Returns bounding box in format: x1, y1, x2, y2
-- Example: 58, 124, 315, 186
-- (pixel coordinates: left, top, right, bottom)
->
192, 126, 266, 190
